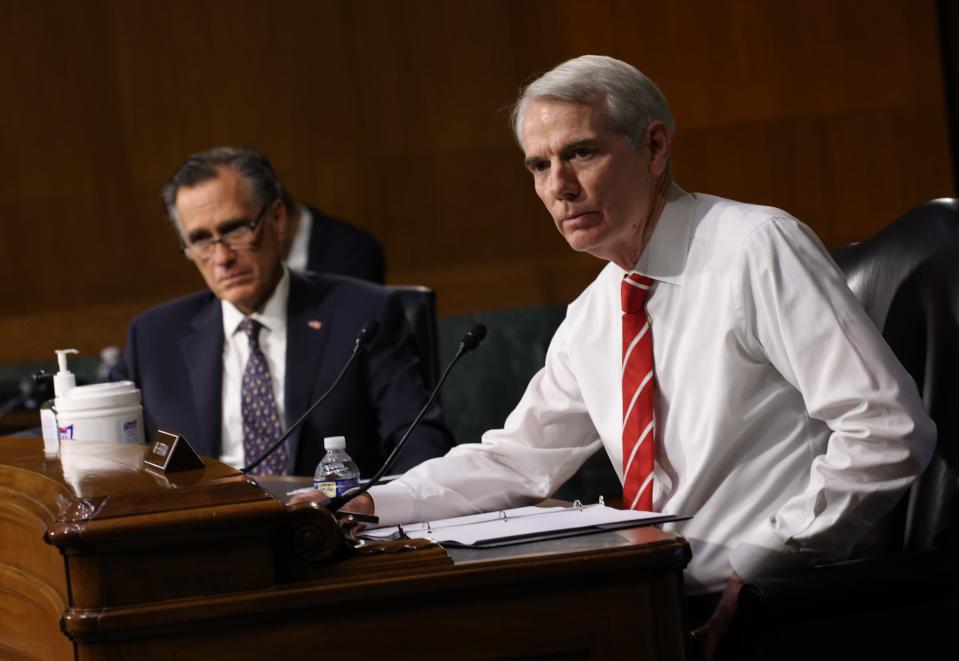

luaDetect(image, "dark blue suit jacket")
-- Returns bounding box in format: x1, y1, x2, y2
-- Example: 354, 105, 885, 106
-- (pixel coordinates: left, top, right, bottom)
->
306, 206, 385, 284
111, 272, 453, 477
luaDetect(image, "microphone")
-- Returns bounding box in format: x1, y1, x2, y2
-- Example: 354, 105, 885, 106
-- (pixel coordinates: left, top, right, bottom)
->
353, 319, 380, 348
325, 323, 488, 513
241, 319, 381, 474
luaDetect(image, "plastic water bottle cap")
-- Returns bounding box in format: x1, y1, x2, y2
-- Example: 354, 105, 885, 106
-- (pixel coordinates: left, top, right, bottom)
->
323, 436, 346, 450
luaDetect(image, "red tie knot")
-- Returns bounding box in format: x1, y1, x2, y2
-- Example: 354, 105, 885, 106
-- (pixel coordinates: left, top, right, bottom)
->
621, 273, 654, 313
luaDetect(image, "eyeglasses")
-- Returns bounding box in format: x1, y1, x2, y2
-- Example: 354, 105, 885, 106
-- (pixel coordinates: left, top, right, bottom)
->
181, 198, 274, 262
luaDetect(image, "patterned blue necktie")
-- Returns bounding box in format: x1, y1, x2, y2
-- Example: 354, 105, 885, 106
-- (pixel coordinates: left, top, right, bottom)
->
240, 318, 288, 475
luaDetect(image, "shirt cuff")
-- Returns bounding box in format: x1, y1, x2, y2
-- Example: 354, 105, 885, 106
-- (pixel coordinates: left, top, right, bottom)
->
729, 543, 796, 583
368, 480, 418, 526
728, 524, 810, 582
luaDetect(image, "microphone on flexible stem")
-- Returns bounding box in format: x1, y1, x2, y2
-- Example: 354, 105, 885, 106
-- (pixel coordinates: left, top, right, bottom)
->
241, 319, 381, 474
325, 323, 488, 513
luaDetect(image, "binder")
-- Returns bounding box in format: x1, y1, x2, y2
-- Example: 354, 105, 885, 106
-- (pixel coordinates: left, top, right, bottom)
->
359, 498, 690, 548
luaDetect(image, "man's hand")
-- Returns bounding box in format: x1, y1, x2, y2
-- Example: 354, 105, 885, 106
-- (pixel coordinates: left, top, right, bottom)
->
287, 489, 375, 517
337, 492, 375, 517
692, 572, 743, 661
287, 491, 376, 535
287, 489, 329, 506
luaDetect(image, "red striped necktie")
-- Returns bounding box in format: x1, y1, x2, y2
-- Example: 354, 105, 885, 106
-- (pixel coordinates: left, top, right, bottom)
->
621, 273, 656, 511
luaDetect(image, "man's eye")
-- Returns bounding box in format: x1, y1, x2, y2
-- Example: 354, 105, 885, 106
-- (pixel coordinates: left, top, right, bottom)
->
572, 147, 594, 159
221, 222, 254, 241
529, 161, 549, 173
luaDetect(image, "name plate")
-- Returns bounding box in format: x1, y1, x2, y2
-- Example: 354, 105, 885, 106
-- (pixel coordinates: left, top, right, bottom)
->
144, 429, 205, 473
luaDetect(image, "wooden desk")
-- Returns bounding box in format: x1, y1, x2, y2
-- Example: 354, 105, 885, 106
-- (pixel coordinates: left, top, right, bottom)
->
0, 436, 692, 660
0, 409, 39, 436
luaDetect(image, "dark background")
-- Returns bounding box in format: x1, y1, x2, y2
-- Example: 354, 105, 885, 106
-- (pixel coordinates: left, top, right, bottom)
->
0, 0, 954, 369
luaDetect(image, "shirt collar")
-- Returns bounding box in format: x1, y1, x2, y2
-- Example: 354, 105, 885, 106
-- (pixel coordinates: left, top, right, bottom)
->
620, 182, 695, 286
222, 266, 291, 338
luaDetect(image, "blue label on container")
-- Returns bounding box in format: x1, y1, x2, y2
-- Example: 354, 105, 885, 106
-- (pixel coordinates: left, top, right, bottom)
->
334, 477, 359, 495
120, 418, 140, 443
314, 477, 359, 498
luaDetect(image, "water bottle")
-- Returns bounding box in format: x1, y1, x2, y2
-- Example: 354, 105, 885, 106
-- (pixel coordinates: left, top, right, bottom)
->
313, 436, 360, 498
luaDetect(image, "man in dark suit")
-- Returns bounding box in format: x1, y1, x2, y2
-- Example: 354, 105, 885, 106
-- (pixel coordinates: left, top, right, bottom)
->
280, 189, 385, 284
111, 147, 452, 476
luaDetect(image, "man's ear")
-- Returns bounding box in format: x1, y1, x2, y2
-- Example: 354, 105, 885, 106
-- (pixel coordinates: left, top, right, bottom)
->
646, 120, 671, 177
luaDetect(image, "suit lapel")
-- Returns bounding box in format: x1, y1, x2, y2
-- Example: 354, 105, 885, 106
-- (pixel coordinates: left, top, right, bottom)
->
285, 273, 333, 467
179, 299, 224, 457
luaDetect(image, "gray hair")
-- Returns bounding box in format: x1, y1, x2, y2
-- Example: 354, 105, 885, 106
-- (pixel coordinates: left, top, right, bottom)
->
510, 55, 675, 150
161, 147, 282, 232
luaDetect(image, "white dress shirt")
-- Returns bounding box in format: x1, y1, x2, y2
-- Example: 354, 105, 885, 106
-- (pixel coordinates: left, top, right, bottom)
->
371, 185, 935, 593
285, 206, 313, 273
219, 268, 290, 469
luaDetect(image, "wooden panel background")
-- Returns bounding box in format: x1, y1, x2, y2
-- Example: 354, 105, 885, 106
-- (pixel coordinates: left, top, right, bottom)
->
0, 0, 953, 365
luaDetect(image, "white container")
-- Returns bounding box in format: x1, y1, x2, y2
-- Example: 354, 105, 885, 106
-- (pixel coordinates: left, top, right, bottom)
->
55, 381, 145, 444
40, 401, 59, 455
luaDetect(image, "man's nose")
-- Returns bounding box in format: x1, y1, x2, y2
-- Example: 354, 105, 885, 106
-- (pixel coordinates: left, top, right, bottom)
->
548, 163, 580, 200
210, 240, 235, 265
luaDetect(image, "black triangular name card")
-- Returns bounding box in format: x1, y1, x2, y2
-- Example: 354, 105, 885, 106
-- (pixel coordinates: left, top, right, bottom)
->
144, 429, 205, 473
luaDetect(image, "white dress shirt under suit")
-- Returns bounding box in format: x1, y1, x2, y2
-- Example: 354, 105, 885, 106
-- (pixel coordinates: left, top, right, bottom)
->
284, 206, 312, 273
219, 268, 290, 470
371, 185, 935, 593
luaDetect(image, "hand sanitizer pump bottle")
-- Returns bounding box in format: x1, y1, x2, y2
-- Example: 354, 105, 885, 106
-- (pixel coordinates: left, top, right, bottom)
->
39, 349, 78, 455
43, 348, 145, 446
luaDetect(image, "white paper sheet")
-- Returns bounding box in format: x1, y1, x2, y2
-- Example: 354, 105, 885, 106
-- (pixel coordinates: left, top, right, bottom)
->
360, 504, 672, 547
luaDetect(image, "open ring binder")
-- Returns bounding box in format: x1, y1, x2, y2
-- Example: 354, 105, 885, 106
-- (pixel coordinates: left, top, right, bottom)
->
359, 498, 690, 549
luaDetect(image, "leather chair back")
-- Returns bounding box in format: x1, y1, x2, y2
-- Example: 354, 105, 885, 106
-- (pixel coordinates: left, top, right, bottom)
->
833, 197, 959, 332
387, 285, 440, 389
831, 198, 959, 551
889, 256, 959, 550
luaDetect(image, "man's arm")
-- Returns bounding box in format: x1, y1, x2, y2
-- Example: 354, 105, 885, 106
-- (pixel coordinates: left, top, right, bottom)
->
368, 316, 602, 526
288, 316, 601, 520
729, 216, 936, 581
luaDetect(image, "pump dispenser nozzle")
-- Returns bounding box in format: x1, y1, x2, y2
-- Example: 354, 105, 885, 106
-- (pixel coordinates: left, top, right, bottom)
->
53, 349, 79, 398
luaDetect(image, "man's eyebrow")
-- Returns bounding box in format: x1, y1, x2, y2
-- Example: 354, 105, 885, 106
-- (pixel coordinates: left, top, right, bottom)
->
214, 217, 250, 233
558, 138, 602, 156
523, 138, 604, 168
185, 217, 249, 241
185, 227, 211, 241
523, 154, 545, 169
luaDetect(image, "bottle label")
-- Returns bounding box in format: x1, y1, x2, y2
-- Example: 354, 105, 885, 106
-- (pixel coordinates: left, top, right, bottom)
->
313, 476, 360, 498
119, 418, 141, 444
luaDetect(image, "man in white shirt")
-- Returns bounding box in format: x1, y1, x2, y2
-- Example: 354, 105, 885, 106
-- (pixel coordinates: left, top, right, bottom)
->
295, 55, 935, 656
